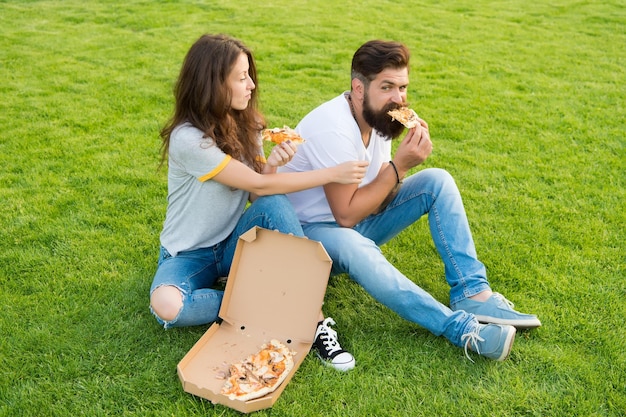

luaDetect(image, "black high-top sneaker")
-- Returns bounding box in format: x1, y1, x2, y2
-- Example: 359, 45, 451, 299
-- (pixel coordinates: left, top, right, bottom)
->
313, 317, 355, 371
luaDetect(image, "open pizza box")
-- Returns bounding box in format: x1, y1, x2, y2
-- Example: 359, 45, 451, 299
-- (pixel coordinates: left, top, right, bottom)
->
177, 227, 332, 413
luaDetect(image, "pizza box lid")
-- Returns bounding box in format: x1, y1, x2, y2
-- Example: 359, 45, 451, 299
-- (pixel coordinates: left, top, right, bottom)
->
177, 227, 332, 413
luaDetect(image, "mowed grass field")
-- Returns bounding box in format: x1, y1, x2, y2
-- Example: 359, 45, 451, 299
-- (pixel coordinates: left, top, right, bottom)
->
1, 1, 624, 416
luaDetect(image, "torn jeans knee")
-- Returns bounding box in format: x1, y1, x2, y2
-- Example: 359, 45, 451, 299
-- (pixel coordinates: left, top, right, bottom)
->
150, 283, 185, 329
150, 285, 224, 329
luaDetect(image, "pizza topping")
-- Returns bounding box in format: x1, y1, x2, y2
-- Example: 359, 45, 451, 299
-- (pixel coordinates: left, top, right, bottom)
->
387, 107, 420, 128
262, 126, 306, 145
220, 339, 295, 402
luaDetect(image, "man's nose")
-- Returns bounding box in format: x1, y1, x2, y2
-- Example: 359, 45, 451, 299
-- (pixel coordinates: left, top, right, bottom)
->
391, 90, 404, 104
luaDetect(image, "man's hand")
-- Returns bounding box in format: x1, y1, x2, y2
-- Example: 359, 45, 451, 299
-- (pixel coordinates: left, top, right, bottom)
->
392, 118, 432, 177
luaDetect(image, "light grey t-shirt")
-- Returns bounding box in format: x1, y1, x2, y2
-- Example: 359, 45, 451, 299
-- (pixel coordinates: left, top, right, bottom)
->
160, 123, 249, 256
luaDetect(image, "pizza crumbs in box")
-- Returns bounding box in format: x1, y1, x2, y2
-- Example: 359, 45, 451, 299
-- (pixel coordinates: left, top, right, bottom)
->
177, 227, 332, 413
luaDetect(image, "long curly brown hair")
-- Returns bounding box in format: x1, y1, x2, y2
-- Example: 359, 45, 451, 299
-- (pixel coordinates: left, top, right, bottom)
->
160, 34, 266, 172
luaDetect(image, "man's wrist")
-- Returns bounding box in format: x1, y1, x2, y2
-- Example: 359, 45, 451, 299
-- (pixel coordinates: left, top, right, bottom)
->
389, 160, 403, 184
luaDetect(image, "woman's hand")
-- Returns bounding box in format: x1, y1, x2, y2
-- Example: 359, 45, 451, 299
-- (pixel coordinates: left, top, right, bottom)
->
266, 141, 297, 167
332, 160, 369, 184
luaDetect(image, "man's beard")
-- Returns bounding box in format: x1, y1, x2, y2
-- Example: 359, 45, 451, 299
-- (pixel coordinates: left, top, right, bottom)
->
362, 92, 407, 139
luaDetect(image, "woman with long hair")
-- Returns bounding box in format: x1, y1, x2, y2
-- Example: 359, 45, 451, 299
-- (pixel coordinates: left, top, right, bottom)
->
149, 34, 365, 370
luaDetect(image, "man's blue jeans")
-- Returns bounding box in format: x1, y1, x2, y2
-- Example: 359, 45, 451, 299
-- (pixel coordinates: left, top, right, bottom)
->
302, 168, 489, 347
150, 195, 304, 329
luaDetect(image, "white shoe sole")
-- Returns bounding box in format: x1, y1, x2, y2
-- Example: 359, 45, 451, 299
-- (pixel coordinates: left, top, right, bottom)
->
494, 326, 516, 361
475, 314, 542, 329
316, 352, 356, 371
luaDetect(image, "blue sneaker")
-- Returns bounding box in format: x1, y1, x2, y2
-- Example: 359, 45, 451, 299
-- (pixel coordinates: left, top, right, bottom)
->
452, 293, 541, 329
462, 323, 516, 361
313, 318, 355, 371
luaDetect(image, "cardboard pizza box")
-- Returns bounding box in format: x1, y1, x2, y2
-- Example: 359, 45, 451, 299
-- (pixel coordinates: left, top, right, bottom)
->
177, 227, 332, 413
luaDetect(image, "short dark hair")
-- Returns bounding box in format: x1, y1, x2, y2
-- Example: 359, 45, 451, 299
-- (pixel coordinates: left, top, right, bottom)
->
351, 40, 410, 86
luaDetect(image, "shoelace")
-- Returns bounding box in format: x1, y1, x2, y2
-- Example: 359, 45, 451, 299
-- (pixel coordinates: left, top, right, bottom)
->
460, 326, 484, 363
492, 292, 515, 309
317, 318, 342, 356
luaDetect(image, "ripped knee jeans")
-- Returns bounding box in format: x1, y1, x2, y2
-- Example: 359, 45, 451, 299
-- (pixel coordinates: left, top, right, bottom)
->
149, 195, 305, 328
150, 245, 224, 329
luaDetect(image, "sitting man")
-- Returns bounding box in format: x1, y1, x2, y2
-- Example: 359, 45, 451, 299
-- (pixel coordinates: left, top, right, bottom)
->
281, 39, 540, 369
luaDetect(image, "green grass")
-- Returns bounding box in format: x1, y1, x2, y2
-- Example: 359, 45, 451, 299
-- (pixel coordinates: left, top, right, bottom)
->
1, 0, 624, 416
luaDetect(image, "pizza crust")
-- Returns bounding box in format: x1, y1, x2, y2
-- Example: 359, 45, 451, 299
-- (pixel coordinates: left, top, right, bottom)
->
220, 339, 296, 402
262, 126, 306, 145
387, 108, 420, 128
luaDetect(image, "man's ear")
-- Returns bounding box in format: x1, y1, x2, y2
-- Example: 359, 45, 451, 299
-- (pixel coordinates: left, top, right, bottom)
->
351, 77, 365, 100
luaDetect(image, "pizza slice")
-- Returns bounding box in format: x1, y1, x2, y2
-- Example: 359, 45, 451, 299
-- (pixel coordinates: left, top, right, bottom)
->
262, 126, 306, 145
219, 339, 296, 402
387, 107, 420, 128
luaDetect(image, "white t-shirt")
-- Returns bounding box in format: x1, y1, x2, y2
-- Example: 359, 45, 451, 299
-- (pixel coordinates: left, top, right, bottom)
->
160, 123, 249, 256
280, 93, 391, 223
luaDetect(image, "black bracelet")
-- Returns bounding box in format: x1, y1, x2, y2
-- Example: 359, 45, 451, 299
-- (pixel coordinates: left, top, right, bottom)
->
389, 160, 401, 184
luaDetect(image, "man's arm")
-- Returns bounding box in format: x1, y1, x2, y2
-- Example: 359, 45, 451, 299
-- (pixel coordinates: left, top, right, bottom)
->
324, 164, 399, 228
324, 121, 432, 228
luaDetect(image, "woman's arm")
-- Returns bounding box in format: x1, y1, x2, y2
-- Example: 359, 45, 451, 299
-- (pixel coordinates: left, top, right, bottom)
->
213, 157, 368, 196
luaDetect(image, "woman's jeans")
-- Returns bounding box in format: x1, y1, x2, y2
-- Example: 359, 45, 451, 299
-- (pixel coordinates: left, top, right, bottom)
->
302, 168, 489, 347
150, 195, 304, 329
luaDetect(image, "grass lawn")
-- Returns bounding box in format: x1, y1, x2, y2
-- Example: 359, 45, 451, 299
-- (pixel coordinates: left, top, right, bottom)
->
1, 0, 624, 416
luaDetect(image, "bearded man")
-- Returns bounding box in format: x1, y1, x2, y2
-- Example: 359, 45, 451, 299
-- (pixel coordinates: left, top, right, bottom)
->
280, 40, 540, 368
